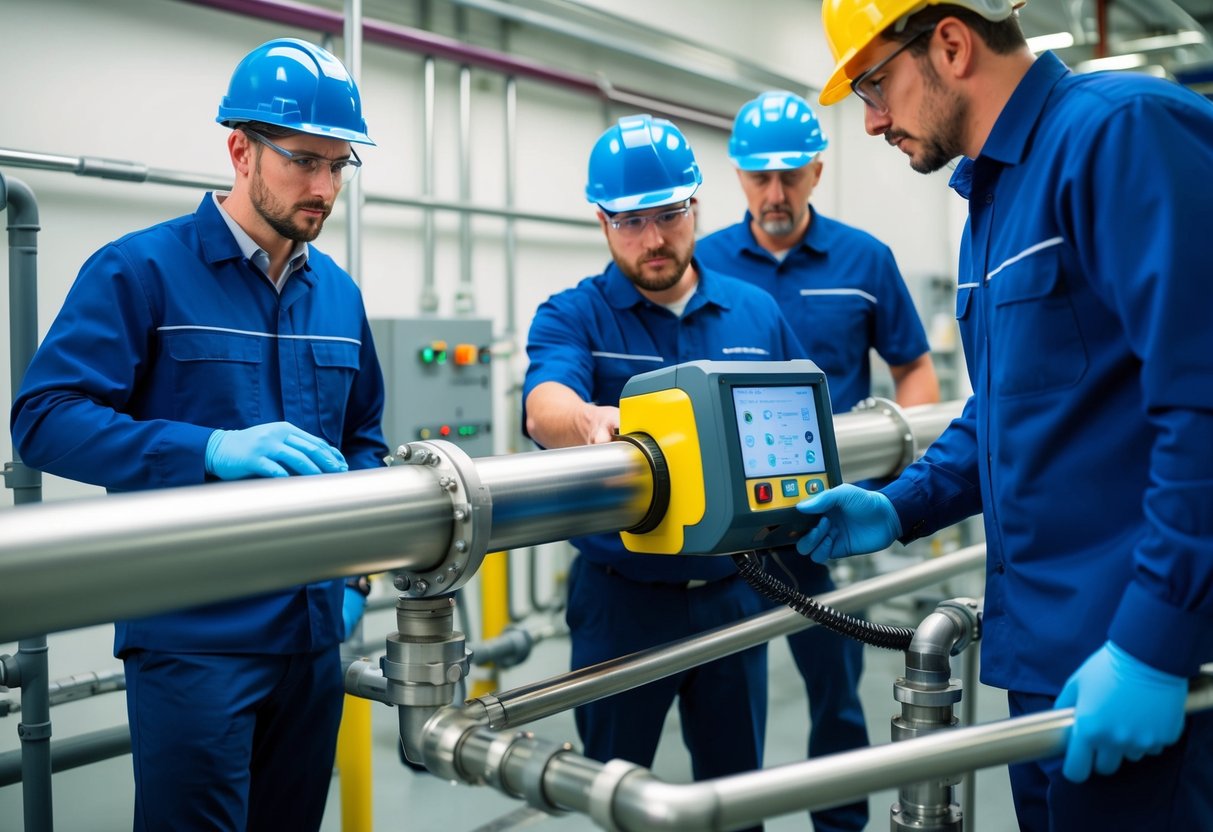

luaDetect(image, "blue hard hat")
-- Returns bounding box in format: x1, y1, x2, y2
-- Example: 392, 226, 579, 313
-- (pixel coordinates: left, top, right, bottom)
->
728, 91, 828, 171
217, 38, 374, 146
585, 115, 702, 213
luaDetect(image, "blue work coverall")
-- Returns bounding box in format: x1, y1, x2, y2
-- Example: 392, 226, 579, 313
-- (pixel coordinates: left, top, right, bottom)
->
698, 206, 930, 832
11, 194, 389, 830
879, 53, 1213, 829
523, 262, 805, 822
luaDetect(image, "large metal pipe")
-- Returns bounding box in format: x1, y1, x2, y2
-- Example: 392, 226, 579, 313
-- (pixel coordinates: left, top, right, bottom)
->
835, 399, 961, 483
474, 442, 653, 551
0, 402, 959, 642
0, 441, 653, 643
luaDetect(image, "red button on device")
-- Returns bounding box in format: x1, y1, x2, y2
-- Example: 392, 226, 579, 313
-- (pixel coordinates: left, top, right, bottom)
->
754, 482, 773, 504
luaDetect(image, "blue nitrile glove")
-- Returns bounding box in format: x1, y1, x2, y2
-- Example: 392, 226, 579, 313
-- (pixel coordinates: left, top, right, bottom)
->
1054, 640, 1187, 782
342, 585, 368, 640
205, 422, 348, 480
794, 483, 902, 564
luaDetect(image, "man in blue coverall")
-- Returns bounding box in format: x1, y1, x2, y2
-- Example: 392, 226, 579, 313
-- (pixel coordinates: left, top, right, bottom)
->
523, 115, 805, 820
697, 89, 940, 832
11, 38, 387, 830
802, 2, 1213, 829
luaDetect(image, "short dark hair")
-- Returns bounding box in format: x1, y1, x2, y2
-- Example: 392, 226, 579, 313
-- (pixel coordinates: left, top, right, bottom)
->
237, 121, 298, 139
887, 5, 1027, 55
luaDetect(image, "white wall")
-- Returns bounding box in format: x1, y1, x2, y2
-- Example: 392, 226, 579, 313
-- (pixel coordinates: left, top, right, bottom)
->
0, 0, 964, 775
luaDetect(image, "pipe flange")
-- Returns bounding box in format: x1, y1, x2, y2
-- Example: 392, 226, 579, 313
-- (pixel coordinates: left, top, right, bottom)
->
588, 758, 645, 832
853, 397, 918, 474
894, 678, 963, 708
386, 440, 491, 598
518, 738, 574, 815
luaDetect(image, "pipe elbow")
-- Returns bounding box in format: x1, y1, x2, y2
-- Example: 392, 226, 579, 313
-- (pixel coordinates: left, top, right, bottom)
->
614, 774, 722, 831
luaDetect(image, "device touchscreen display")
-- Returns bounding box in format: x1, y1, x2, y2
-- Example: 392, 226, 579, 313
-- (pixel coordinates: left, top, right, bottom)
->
732, 385, 826, 479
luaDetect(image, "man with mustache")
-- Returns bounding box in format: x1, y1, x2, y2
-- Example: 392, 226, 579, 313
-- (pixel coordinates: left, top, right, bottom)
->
696, 89, 938, 832
11, 38, 388, 830
523, 115, 804, 813
799, 1, 1213, 830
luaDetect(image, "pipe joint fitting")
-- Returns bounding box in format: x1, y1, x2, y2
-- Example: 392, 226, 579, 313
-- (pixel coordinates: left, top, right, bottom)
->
588, 758, 647, 832
852, 397, 918, 474
386, 440, 492, 597
501, 735, 576, 814
419, 707, 483, 783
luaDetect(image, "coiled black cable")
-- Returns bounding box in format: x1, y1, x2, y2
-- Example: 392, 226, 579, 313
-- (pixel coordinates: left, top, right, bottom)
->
732, 550, 915, 651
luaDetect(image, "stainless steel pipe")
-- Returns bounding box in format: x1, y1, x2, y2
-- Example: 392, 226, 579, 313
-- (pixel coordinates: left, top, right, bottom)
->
464, 545, 986, 728
0, 400, 960, 642
836, 400, 961, 483
475, 442, 653, 551
0, 441, 652, 643
0, 467, 451, 642
431, 676, 1213, 832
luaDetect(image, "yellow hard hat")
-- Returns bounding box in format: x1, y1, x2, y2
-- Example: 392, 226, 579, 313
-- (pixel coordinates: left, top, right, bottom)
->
818, 0, 1023, 106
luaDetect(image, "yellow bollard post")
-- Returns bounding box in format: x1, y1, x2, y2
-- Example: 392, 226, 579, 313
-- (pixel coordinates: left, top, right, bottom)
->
471, 551, 510, 698
337, 692, 373, 832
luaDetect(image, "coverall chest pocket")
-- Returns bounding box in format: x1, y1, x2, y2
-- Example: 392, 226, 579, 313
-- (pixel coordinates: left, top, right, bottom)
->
988, 254, 1087, 398
310, 341, 361, 442
167, 332, 262, 426
795, 292, 871, 375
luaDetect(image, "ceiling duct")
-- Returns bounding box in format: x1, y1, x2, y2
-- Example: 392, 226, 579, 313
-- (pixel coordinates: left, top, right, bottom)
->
1019, 0, 1213, 84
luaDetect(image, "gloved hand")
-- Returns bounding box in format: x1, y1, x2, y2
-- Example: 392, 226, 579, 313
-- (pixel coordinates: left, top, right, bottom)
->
342, 585, 368, 641
1054, 640, 1187, 782
794, 483, 902, 564
205, 422, 348, 480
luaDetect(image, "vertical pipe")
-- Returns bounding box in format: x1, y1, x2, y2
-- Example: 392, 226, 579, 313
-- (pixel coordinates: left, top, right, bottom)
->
4, 175, 42, 506
3, 173, 52, 832
503, 75, 518, 345
502, 75, 521, 454
420, 56, 439, 313
961, 644, 979, 830
344, 0, 364, 285
1095, 0, 1110, 58
455, 63, 475, 314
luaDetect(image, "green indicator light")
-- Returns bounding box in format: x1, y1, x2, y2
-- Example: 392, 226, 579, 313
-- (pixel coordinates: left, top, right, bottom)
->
419, 347, 435, 364
435, 349, 448, 365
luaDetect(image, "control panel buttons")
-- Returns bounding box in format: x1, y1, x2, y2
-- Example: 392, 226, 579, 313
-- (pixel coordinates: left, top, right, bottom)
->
754, 482, 774, 504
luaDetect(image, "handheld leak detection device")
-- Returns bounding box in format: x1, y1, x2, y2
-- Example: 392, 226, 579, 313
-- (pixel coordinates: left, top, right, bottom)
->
617, 359, 841, 556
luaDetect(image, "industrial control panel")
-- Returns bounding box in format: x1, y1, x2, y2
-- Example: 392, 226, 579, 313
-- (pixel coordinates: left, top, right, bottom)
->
370, 317, 495, 457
